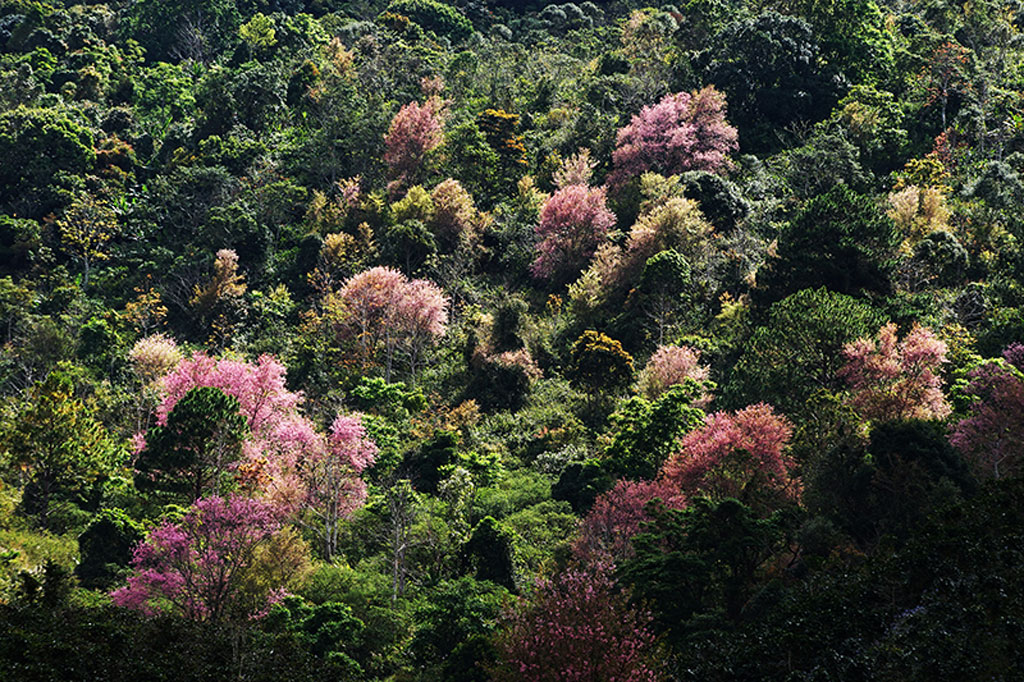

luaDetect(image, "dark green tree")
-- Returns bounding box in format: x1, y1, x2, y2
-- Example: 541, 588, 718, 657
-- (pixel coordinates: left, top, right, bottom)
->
463, 516, 517, 591
76, 508, 144, 589
726, 288, 883, 416
134, 386, 248, 501
1, 371, 120, 531
760, 185, 899, 303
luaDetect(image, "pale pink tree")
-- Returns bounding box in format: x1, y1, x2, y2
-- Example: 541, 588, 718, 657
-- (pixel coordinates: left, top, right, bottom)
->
839, 323, 950, 422
637, 344, 711, 403
129, 334, 183, 383
662, 403, 797, 507
950, 344, 1024, 480
608, 86, 738, 190
576, 478, 686, 563
295, 415, 377, 559
111, 495, 294, 623
493, 561, 660, 682
384, 97, 447, 195
330, 266, 448, 381
531, 184, 616, 285
552, 148, 597, 189
396, 277, 449, 381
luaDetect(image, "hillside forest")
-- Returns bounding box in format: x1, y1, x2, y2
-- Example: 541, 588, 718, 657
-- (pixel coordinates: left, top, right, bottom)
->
3, 0, 1024, 679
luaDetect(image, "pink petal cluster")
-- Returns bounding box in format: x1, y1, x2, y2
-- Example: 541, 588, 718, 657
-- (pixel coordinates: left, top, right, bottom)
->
950, 345, 1024, 480
155, 353, 301, 433
531, 184, 616, 283
662, 403, 797, 505
494, 562, 659, 682
839, 322, 950, 422
111, 495, 282, 622
608, 86, 738, 190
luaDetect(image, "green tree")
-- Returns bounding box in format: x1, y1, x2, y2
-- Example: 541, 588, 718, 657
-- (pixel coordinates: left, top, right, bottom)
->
134, 386, 249, 502
0, 107, 94, 219
759, 184, 899, 303
463, 516, 517, 591
1, 372, 120, 531
566, 330, 635, 396
619, 497, 787, 641
726, 288, 883, 417
604, 382, 706, 480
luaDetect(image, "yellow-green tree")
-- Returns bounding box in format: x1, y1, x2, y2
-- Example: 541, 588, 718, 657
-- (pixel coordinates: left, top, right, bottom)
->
1, 371, 121, 530
57, 193, 119, 289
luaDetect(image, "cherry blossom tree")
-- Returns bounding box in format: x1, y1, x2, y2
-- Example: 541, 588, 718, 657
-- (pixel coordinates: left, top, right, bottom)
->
295, 415, 378, 559
139, 354, 375, 537
662, 403, 797, 507
576, 478, 686, 563
493, 562, 660, 682
608, 86, 739, 190
111, 495, 306, 623
638, 344, 711, 402
950, 344, 1024, 480
839, 322, 950, 422
328, 266, 449, 382
531, 185, 616, 285
155, 352, 301, 434
384, 97, 447, 194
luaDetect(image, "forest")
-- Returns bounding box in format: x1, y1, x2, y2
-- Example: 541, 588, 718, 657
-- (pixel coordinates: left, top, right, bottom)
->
2, 0, 1024, 678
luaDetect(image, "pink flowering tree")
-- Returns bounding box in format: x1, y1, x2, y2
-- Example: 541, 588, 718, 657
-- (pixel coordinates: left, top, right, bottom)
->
839, 322, 950, 422
576, 478, 686, 564
111, 495, 298, 623
662, 403, 798, 508
531, 184, 616, 285
492, 561, 660, 682
637, 344, 712, 403
384, 97, 447, 195
329, 266, 449, 382
950, 344, 1024, 480
139, 354, 376, 540
154, 353, 301, 435
608, 86, 739, 190
295, 415, 377, 559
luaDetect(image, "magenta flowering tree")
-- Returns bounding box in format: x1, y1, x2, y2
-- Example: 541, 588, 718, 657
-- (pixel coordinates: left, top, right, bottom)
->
384, 97, 447, 194
493, 561, 660, 682
296, 415, 377, 559
330, 266, 449, 381
839, 322, 950, 422
662, 403, 797, 508
950, 344, 1024, 480
608, 86, 739, 190
576, 478, 686, 564
531, 184, 616, 285
111, 495, 291, 623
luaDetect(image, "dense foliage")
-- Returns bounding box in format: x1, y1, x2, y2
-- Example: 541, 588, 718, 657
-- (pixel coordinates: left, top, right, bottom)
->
2, 0, 1024, 678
